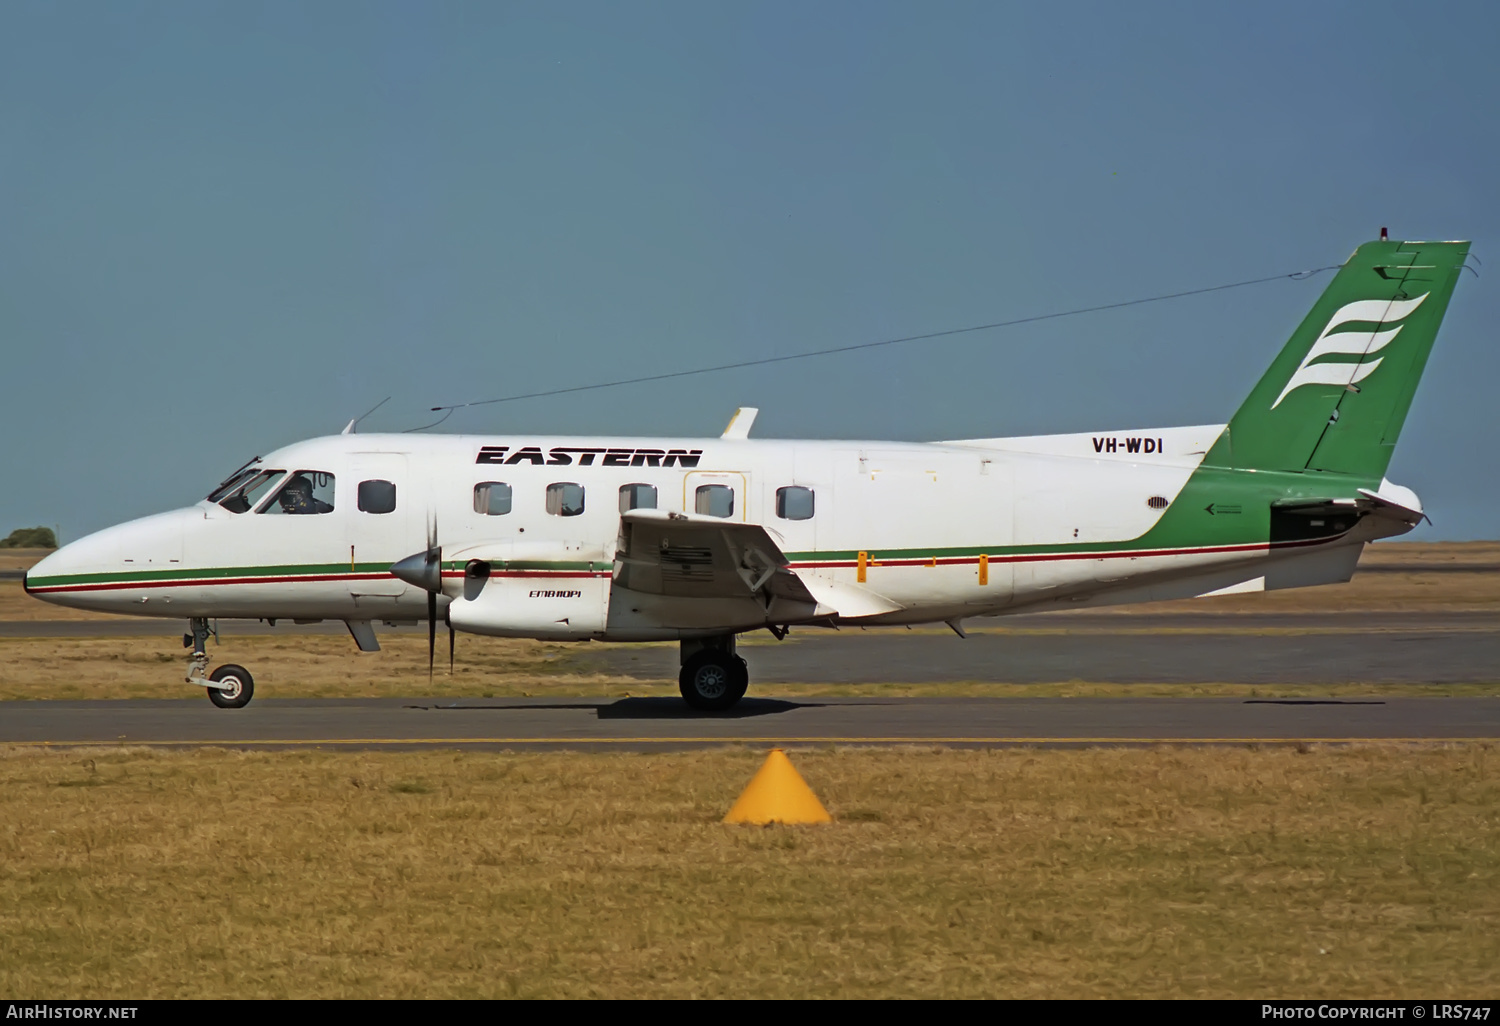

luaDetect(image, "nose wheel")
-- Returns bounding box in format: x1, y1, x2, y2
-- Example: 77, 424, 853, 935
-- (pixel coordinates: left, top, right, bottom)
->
185, 618, 256, 709
206, 664, 255, 709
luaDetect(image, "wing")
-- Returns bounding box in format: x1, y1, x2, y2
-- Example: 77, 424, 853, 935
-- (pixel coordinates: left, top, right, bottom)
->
612, 509, 902, 628
614, 509, 813, 603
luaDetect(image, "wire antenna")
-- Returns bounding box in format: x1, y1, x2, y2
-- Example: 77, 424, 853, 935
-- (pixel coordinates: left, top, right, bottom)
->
408, 264, 1341, 430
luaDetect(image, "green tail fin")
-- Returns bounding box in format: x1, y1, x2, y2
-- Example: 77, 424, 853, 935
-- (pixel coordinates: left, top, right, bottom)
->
1215, 238, 1469, 479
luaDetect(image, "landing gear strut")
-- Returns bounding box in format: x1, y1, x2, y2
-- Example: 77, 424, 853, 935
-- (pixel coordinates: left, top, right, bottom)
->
679, 635, 748, 711
185, 617, 255, 709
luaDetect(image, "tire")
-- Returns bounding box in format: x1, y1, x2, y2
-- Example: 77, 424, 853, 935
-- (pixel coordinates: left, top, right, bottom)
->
207, 664, 255, 709
679, 651, 748, 712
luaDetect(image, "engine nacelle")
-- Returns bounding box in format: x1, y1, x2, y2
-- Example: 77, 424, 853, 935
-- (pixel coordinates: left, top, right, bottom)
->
444, 540, 610, 639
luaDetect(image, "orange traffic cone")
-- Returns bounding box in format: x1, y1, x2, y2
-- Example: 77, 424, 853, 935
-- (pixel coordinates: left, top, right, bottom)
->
723, 749, 832, 825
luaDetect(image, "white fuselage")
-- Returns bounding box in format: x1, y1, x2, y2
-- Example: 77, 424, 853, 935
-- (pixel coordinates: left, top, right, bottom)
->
26, 425, 1392, 640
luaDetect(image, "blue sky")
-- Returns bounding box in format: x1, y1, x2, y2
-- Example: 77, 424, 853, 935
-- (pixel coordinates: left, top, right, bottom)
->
3, 1, 1496, 539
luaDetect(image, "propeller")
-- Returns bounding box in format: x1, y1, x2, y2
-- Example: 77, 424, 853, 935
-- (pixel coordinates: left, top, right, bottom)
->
390, 514, 453, 679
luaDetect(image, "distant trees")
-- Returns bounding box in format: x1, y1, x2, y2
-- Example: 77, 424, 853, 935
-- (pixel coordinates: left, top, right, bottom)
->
0, 527, 57, 549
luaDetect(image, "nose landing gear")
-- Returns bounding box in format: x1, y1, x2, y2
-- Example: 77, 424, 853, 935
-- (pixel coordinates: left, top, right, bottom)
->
206, 664, 255, 709
185, 617, 255, 709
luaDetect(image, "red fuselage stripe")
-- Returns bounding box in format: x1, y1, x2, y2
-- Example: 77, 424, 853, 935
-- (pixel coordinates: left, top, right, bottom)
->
28, 533, 1343, 595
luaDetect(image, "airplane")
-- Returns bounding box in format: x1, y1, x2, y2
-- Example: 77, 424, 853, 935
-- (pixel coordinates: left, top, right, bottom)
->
24, 236, 1470, 711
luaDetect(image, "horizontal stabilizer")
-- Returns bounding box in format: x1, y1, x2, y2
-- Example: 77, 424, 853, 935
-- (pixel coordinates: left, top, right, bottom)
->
1357, 481, 1426, 525
1270, 478, 1425, 527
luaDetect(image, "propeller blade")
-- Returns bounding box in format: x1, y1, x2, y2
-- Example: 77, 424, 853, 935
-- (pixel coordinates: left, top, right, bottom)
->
448, 618, 455, 676
427, 590, 437, 680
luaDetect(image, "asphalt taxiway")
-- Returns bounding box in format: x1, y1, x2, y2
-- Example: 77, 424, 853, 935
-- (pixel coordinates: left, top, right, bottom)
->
1, 695, 1496, 750
5, 611, 1499, 685
3, 605, 1495, 749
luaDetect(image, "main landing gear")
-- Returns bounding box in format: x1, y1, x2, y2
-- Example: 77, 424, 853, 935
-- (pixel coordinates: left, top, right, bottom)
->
185, 617, 255, 709
679, 635, 748, 711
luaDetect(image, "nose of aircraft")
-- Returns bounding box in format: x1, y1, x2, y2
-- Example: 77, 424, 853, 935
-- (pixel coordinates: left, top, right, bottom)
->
24, 508, 200, 613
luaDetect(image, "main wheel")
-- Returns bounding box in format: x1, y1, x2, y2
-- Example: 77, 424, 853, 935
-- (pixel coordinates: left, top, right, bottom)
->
207, 664, 255, 709
679, 651, 749, 711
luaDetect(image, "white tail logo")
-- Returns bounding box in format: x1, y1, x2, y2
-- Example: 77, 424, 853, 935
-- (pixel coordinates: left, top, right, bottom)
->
1272, 293, 1429, 408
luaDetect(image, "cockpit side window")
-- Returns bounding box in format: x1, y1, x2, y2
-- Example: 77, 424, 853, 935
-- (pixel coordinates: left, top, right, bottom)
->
261, 471, 336, 515
214, 470, 285, 514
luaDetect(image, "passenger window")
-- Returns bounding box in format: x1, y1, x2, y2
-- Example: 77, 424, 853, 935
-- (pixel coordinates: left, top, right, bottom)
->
357, 479, 397, 514
214, 470, 284, 514
619, 483, 658, 513
262, 471, 335, 515
695, 484, 734, 518
546, 482, 585, 517
776, 486, 815, 521
474, 482, 512, 516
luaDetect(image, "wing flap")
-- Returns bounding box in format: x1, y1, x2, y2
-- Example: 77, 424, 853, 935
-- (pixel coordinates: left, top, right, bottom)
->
615, 509, 803, 601
613, 509, 902, 619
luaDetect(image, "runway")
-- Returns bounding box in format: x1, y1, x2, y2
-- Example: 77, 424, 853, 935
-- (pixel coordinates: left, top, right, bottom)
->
2, 695, 1496, 750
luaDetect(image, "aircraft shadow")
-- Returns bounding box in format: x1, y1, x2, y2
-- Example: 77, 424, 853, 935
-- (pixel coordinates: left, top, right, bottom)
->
1242, 699, 1387, 706
596, 697, 822, 720
413, 698, 821, 719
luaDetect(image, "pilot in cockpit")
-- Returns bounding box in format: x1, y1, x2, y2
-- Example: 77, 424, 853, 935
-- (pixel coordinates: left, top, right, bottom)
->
277, 475, 333, 515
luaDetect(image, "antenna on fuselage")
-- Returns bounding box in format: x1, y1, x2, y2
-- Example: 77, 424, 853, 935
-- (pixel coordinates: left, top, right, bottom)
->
721, 407, 759, 439
342, 396, 392, 435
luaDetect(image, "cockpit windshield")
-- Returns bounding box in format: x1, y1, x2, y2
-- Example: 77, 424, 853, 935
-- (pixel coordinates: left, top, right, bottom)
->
207, 467, 258, 503
211, 470, 285, 514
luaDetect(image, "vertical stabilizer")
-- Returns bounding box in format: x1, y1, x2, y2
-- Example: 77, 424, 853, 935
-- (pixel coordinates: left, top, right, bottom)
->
1216, 239, 1468, 479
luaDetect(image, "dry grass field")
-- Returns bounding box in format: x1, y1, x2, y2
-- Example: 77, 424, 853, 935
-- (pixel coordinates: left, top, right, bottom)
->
0, 744, 1494, 999
0, 633, 666, 702
1136, 570, 1500, 616
2, 544, 1497, 998
1099, 540, 1500, 615
0, 549, 51, 573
